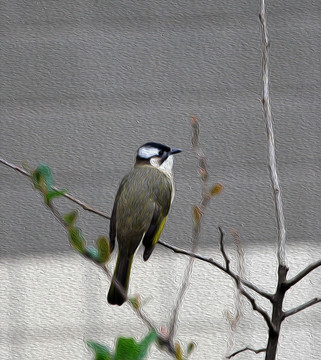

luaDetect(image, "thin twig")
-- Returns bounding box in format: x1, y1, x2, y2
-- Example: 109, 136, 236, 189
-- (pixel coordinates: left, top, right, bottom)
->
232, 230, 245, 315
259, 0, 287, 268
168, 117, 209, 342
227, 346, 266, 359
239, 287, 274, 332
224, 230, 245, 359
285, 259, 321, 289
283, 297, 321, 319
219, 227, 230, 272
0, 157, 110, 219
0, 157, 31, 177
47, 202, 68, 227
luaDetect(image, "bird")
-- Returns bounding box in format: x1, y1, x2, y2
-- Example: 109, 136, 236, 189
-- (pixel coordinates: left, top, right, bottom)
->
107, 142, 182, 305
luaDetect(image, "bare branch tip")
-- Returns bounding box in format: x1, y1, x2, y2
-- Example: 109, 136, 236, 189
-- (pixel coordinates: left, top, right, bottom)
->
227, 347, 266, 359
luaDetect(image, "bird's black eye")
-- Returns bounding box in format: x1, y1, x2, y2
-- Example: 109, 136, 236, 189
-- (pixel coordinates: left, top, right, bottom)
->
159, 150, 164, 156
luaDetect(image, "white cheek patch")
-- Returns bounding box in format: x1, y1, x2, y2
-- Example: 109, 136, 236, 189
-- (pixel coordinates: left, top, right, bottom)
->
138, 146, 159, 159
150, 157, 161, 168
159, 155, 174, 174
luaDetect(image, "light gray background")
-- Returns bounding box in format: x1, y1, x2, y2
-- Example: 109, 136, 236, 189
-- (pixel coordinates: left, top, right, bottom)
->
1, 1, 320, 359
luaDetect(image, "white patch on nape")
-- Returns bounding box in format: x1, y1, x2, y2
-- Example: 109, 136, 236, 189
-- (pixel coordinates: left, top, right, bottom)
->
151, 155, 174, 176
138, 146, 159, 159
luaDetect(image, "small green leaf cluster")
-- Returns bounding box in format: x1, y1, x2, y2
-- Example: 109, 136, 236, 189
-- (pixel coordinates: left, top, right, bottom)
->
64, 212, 110, 264
32, 164, 66, 205
87, 330, 158, 360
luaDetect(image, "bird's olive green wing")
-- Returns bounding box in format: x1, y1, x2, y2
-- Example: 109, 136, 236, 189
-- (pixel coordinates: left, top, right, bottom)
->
142, 204, 166, 261
142, 173, 172, 261
109, 203, 117, 253
109, 175, 129, 253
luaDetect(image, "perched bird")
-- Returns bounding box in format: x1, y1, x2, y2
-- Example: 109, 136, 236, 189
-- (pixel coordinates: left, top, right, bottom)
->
107, 142, 182, 305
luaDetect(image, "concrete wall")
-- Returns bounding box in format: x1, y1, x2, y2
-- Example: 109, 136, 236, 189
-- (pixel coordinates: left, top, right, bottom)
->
1, 1, 320, 359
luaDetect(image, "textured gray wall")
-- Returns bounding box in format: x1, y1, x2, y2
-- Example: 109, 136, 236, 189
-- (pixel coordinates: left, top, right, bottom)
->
1, 1, 320, 359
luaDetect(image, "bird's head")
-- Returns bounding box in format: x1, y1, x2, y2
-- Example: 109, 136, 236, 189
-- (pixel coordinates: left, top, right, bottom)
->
136, 142, 182, 174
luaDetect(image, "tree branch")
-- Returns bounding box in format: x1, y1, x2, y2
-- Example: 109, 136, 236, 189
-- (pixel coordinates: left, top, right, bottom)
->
285, 259, 321, 289
239, 287, 274, 332
227, 346, 266, 359
260, 0, 287, 268
283, 297, 321, 319
219, 227, 230, 272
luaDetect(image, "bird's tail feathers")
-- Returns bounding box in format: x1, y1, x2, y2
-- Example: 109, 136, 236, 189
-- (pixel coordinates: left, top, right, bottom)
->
107, 253, 133, 306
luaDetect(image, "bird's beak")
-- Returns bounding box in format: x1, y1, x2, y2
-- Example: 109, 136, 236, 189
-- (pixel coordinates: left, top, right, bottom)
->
170, 148, 182, 155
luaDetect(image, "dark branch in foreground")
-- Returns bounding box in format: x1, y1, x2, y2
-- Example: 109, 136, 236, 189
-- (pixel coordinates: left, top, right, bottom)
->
240, 288, 274, 332
283, 297, 321, 319
227, 346, 266, 358
219, 227, 230, 272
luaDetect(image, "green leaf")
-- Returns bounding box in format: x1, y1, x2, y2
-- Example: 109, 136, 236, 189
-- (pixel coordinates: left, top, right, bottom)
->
85, 246, 99, 261
114, 331, 157, 360
63, 210, 78, 226
138, 330, 158, 359
32, 164, 54, 192
45, 189, 66, 204
114, 337, 139, 360
129, 296, 140, 310
186, 342, 195, 356
69, 226, 86, 253
87, 341, 112, 360
96, 236, 110, 263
